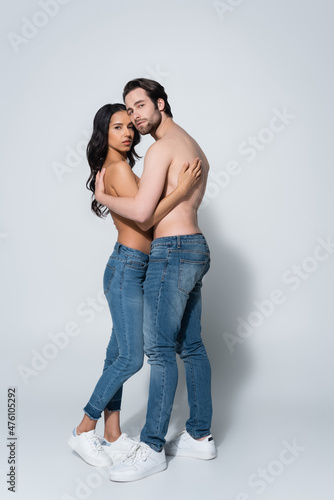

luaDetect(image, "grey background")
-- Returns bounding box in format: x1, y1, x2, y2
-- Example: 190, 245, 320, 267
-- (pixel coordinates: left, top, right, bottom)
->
1, 0, 333, 499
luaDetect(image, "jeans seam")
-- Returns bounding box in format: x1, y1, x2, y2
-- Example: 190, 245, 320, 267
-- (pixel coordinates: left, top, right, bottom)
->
155, 356, 166, 438
150, 266, 166, 441
189, 357, 198, 432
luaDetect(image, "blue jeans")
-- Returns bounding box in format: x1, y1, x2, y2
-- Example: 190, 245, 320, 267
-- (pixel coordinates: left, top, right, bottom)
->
140, 234, 212, 451
84, 243, 149, 420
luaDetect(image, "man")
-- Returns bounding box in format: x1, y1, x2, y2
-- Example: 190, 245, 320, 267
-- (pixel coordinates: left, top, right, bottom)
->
95, 79, 216, 482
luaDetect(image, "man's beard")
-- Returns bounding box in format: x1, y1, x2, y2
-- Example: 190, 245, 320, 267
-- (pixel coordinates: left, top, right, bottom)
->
137, 110, 161, 135
137, 121, 154, 135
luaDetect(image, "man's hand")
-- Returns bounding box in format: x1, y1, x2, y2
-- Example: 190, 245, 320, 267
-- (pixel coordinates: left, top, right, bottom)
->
95, 168, 106, 204
176, 158, 202, 198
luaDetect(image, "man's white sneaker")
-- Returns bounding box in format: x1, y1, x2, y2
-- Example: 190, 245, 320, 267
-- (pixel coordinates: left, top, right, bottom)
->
165, 430, 217, 460
100, 433, 137, 464
109, 442, 167, 482
68, 428, 113, 467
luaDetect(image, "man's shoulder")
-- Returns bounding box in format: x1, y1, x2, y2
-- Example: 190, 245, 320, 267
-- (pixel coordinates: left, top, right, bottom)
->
145, 138, 173, 162
147, 137, 171, 151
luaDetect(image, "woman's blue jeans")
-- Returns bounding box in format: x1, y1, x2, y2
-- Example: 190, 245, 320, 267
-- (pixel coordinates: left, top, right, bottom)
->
140, 234, 212, 451
83, 243, 149, 420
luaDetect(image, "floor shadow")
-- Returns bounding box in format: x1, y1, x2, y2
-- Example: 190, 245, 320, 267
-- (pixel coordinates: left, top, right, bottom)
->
168, 217, 255, 447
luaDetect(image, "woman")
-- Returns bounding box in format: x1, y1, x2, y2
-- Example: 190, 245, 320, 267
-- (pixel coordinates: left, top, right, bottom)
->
68, 103, 201, 467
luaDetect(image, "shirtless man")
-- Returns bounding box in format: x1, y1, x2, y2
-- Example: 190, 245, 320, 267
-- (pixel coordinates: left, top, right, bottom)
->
95, 79, 216, 481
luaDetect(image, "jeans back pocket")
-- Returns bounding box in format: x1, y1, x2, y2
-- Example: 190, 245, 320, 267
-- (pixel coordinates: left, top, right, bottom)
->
178, 258, 210, 294
103, 265, 116, 294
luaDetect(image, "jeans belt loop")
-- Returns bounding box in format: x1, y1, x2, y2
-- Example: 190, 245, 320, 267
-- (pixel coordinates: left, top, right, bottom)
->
177, 235, 181, 248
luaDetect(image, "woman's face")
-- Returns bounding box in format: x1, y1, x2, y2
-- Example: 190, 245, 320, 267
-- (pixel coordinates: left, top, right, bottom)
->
108, 110, 135, 153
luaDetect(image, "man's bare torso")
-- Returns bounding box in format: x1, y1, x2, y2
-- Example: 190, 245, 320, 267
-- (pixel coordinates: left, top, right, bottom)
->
153, 123, 209, 239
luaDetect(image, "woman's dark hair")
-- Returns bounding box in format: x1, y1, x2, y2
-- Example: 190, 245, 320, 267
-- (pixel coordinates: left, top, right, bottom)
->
123, 78, 173, 118
86, 103, 140, 218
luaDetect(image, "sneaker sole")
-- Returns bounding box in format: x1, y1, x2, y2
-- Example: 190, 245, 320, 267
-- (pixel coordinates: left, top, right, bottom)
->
68, 435, 113, 467
109, 461, 167, 482
165, 448, 217, 460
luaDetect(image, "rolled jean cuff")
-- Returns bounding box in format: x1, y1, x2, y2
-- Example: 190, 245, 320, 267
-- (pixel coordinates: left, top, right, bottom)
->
83, 402, 103, 421
141, 440, 162, 453
186, 428, 211, 439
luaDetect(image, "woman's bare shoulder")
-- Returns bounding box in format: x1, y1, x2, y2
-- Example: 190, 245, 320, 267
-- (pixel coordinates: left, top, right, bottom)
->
104, 160, 131, 172
104, 160, 134, 180
103, 160, 137, 196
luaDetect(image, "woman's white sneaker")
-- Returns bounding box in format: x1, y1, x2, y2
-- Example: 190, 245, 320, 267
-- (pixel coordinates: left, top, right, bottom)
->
68, 428, 113, 467
165, 430, 217, 459
100, 433, 137, 464
109, 442, 167, 482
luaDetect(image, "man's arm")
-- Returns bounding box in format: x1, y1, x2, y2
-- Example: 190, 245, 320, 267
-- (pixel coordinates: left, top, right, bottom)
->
95, 143, 172, 224
102, 158, 201, 232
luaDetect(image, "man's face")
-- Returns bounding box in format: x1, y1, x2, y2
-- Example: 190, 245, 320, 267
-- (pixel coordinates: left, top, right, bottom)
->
125, 88, 162, 135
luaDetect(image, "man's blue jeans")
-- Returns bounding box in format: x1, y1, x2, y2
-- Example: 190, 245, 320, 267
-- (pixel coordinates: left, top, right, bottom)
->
84, 243, 148, 420
140, 234, 212, 451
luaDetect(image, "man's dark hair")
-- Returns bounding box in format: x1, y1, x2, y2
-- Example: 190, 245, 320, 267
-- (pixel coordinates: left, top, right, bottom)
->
123, 78, 173, 118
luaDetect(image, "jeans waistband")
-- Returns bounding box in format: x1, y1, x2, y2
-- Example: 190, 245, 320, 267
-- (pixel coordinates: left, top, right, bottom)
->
151, 233, 207, 249
113, 242, 149, 261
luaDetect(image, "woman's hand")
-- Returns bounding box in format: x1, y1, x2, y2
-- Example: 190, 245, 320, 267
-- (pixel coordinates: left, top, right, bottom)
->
95, 168, 106, 204
176, 158, 202, 197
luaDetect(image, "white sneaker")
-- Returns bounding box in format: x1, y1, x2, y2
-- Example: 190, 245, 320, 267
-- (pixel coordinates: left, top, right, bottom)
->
68, 428, 113, 467
109, 442, 167, 482
165, 430, 217, 460
100, 433, 137, 464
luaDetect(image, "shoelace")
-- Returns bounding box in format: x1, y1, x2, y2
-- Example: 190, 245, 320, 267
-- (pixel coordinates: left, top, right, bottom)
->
125, 443, 149, 464
86, 433, 103, 452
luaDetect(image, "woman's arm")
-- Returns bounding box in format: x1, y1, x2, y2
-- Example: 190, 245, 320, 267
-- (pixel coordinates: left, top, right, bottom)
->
135, 159, 201, 232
